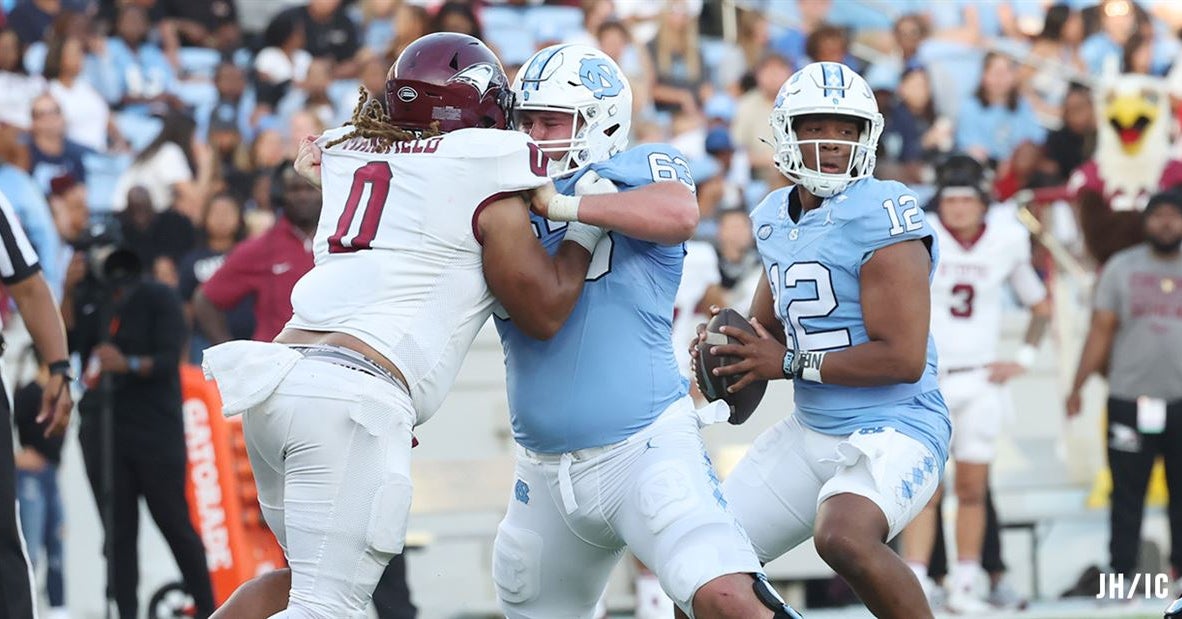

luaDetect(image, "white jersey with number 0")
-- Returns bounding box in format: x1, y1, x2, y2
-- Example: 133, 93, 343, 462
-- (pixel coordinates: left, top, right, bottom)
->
929, 208, 1047, 369
287, 126, 550, 424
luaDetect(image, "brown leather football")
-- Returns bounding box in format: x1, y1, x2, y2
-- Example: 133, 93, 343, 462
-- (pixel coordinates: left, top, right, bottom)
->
694, 308, 768, 425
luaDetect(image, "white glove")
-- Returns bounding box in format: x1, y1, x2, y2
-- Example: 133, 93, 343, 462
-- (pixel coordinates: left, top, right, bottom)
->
563, 221, 605, 254
574, 170, 618, 196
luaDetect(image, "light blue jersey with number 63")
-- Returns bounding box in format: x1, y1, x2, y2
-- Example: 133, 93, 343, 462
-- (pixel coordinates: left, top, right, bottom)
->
494, 144, 695, 454
750, 178, 951, 465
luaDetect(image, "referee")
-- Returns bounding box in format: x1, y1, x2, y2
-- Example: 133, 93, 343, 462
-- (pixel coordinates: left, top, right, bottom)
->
0, 190, 73, 619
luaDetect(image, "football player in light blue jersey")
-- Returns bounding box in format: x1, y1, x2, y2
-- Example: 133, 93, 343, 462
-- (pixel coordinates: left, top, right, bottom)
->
695, 62, 952, 619
491, 44, 801, 619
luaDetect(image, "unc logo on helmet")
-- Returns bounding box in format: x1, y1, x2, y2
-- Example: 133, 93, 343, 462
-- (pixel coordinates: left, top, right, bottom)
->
578, 58, 624, 99
512, 44, 633, 176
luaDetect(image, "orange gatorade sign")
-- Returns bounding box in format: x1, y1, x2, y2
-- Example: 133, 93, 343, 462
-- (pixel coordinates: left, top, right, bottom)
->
180, 364, 286, 603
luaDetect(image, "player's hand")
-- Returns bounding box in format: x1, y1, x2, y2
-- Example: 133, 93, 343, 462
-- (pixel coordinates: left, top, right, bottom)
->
528, 180, 558, 218
574, 170, 618, 196
986, 361, 1025, 384
294, 135, 323, 187
38, 372, 72, 438
710, 317, 787, 393
688, 305, 724, 361
1065, 390, 1082, 418
93, 343, 130, 374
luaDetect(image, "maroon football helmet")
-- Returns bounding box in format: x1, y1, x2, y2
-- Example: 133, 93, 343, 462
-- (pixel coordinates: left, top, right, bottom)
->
386, 33, 513, 133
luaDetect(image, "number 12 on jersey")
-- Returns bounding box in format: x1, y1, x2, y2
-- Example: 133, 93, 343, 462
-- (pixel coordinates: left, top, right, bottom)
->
882, 195, 922, 237
329, 161, 393, 253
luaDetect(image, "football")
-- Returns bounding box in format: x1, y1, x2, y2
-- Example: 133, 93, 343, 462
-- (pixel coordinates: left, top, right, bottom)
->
694, 308, 768, 425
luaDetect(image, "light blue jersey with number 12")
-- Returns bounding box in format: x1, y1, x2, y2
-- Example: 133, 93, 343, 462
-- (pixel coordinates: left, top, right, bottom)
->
494, 144, 695, 454
750, 178, 951, 466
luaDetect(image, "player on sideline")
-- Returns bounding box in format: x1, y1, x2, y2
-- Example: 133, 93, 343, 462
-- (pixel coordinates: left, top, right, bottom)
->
693, 62, 952, 619
899, 155, 1051, 613
491, 44, 800, 619
203, 33, 603, 619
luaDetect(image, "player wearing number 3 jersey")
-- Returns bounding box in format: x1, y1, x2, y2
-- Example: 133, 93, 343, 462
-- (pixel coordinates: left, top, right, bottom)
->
203, 34, 601, 619
693, 62, 952, 619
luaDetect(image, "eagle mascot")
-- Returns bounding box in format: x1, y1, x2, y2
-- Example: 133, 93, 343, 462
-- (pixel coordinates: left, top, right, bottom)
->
1066, 65, 1182, 265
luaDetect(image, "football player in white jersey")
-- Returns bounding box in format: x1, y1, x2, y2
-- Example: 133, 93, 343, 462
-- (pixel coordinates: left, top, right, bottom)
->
899, 155, 1052, 613
203, 33, 604, 619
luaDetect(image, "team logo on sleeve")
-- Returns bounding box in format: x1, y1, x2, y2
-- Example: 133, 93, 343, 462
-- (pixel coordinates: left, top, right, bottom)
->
758, 225, 773, 240
579, 58, 624, 99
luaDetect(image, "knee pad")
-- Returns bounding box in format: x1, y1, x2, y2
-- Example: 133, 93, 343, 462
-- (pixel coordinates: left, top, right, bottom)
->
367, 474, 412, 554
752, 573, 803, 619
492, 524, 543, 605
636, 461, 700, 535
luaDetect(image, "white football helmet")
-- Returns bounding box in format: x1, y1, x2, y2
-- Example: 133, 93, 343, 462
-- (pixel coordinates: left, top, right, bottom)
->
769, 62, 884, 197
512, 44, 632, 177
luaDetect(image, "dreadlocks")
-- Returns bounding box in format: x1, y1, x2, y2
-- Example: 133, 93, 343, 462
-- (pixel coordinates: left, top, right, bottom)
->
324, 87, 441, 152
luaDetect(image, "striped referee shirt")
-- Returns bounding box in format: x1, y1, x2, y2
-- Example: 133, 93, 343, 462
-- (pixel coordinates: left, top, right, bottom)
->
0, 190, 41, 287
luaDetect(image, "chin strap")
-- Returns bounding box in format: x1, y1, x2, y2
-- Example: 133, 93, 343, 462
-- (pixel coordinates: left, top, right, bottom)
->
752, 573, 804, 619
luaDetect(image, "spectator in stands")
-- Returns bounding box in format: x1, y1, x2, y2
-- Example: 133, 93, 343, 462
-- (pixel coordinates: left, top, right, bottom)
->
47, 174, 87, 317
92, 4, 180, 112
993, 140, 1057, 201
288, 0, 361, 78
25, 93, 89, 196
566, 0, 615, 48
596, 19, 655, 117
276, 57, 347, 131
254, 9, 312, 107
1043, 84, 1095, 182
0, 125, 62, 294
178, 192, 252, 363
112, 109, 196, 213
1082, 0, 1139, 74
805, 23, 851, 66
769, 0, 830, 66
43, 34, 110, 151
0, 27, 45, 130
196, 62, 259, 143
864, 14, 928, 95
355, 0, 398, 57
956, 51, 1046, 166
432, 2, 484, 41
384, 3, 430, 63
704, 126, 748, 212
154, 0, 238, 48
358, 54, 388, 99
1066, 190, 1182, 595
1122, 30, 1157, 75
715, 206, 759, 300
285, 109, 325, 160
691, 155, 723, 240
648, 0, 705, 115
1021, 3, 1086, 127
7, 0, 70, 47
882, 66, 953, 184
731, 52, 792, 186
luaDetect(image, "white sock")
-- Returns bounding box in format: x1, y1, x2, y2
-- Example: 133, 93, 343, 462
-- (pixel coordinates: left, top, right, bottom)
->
951, 560, 981, 593
908, 561, 929, 583
635, 573, 674, 619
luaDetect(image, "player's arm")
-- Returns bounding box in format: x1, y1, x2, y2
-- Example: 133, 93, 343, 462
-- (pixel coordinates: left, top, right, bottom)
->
812, 239, 933, 386
536, 179, 698, 245
988, 261, 1053, 382
479, 194, 595, 340
1065, 309, 1118, 417
193, 246, 255, 346
748, 271, 785, 345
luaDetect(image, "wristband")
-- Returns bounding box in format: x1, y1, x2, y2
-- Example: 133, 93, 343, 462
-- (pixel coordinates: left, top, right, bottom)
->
797, 350, 826, 383
563, 222, 604, 254
781, 350, 796, 380
47, 360, 73, 380
548, 193, 582, 222
1015, 344, 1037, 370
